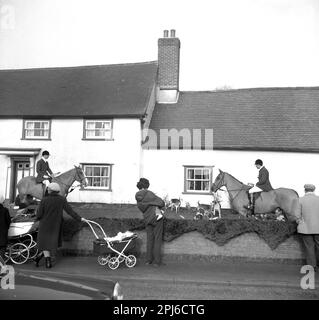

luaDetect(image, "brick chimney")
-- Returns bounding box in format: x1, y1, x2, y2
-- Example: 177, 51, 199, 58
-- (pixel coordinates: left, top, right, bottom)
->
157, 29, 180, 103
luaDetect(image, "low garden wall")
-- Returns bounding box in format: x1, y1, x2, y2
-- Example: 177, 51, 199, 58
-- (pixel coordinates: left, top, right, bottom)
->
63, 228, 304, 263
61, 204, 305, 264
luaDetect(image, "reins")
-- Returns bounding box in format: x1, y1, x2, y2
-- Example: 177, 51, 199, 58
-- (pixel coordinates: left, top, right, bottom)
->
53, 168, 86, 192
213, 172, 249, 202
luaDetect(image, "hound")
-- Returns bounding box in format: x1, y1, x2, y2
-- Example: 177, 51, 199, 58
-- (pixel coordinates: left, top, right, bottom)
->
167, 198, 181, 214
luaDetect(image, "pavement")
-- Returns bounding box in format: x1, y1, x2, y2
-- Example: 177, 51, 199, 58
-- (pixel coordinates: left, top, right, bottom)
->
12, 255, 319, 290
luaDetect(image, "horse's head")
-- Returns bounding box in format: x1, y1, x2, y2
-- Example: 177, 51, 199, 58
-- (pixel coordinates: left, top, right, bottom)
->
74, 165, 88, 187
211, 169, 225, 192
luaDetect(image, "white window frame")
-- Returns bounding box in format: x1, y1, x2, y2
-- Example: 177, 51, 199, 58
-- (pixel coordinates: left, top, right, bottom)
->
23, 120, 51, 140
82, 164, 112, 190
83, 120, 113, 140
184, 166, 213, 194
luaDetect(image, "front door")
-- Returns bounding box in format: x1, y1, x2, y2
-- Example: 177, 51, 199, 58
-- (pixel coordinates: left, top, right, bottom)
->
11, 159, 31, 201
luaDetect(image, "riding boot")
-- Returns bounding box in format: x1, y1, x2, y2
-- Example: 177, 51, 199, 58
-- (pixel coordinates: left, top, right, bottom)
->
34, 252, 44, 267
250, 194, 255, 215
245, 194, 254, 216
45, 257, 52, 269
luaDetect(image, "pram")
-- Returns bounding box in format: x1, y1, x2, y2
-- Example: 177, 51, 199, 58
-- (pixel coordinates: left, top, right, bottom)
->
85, 219, 138, 270
4, 208, 39, 265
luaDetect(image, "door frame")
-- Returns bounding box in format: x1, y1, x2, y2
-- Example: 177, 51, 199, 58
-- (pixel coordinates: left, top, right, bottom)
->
10, 157, 31, 202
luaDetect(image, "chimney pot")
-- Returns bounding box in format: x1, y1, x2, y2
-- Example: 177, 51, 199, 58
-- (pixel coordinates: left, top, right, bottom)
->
163, 30, 169, 37
170, 29, 176, 37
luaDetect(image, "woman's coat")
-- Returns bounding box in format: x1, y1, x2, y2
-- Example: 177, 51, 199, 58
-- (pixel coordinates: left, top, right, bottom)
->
0, 204, 11, 247
36, 193, 81, 252
135, 189, 165, 226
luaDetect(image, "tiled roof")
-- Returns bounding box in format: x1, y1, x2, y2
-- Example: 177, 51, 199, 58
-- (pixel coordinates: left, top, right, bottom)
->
147, 87, 319, 152
0, 61, 157, 118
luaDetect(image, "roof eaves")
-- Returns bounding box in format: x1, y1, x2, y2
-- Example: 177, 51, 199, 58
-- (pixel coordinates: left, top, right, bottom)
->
178, 86, 319, 95
0, 60, 158, 73
0, 114, 145, 119
142, 144, 319, 153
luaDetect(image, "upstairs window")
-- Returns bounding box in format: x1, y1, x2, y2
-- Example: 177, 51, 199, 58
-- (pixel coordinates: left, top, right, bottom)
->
184, 166, 213, 193
23, 120, 51, 139
83, 120, 113, 140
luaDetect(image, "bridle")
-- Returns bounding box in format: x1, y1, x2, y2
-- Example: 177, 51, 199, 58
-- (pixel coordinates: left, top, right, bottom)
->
74, 167, 87, 187
53, 167, 87, 191
212, 172, 247, 202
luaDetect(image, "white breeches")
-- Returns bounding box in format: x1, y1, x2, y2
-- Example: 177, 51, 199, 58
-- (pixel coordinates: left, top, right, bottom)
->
42, 180, 50, 187
248, 186, 262, 193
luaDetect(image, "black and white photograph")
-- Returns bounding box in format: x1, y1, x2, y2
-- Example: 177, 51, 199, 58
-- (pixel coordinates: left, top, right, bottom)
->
0, 0, 319, 305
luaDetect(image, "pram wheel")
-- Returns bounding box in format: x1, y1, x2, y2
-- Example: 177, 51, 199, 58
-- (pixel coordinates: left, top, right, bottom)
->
108, 257, 119, 270
9, 243, 30, 264
4, 250, 10, 264
22, 239, 38, 260
125, 255, 137, 268
97, 255, 109, 266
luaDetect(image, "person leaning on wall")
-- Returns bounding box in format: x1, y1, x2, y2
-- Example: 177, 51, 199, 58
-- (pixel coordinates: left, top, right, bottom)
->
0, 196, 11, 266
135, 178, 165, 267
34, 182, 87, 268
293, 184, 319, 272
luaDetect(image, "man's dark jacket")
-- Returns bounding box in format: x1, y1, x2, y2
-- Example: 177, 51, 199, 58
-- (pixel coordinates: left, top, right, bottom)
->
36, 159, 53, 183
0, 204, 11, 247
135, 190, 165, 226
256, 167, 273, 191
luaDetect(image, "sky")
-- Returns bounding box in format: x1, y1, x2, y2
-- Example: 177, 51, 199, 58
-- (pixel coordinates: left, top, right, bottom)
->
0, 0, 319, 90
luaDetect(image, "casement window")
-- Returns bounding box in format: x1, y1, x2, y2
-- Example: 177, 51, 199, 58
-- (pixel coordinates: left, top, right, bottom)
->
82, 164, 112, 190
23, 120, 51, 139
184, 166, 213, 194
83, 120, 113, 140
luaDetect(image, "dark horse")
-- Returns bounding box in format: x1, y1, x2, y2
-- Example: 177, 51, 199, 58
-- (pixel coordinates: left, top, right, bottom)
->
16, 165, 87, 203
211, 169, 299, 220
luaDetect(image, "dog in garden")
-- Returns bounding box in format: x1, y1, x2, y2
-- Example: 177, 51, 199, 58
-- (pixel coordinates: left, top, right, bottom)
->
211, 194, 222, 218
167, 198, 182, 213
185, 202, 191, 210
196, 201, 221, 221
196, 201, 213, 214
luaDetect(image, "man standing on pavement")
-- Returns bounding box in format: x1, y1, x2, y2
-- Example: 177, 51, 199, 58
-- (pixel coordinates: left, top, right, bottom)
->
135, 178, 165, 267
293, 184, 319, 272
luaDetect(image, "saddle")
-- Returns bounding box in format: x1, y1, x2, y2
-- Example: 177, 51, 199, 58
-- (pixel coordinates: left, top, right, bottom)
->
247, 190, 262, 201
